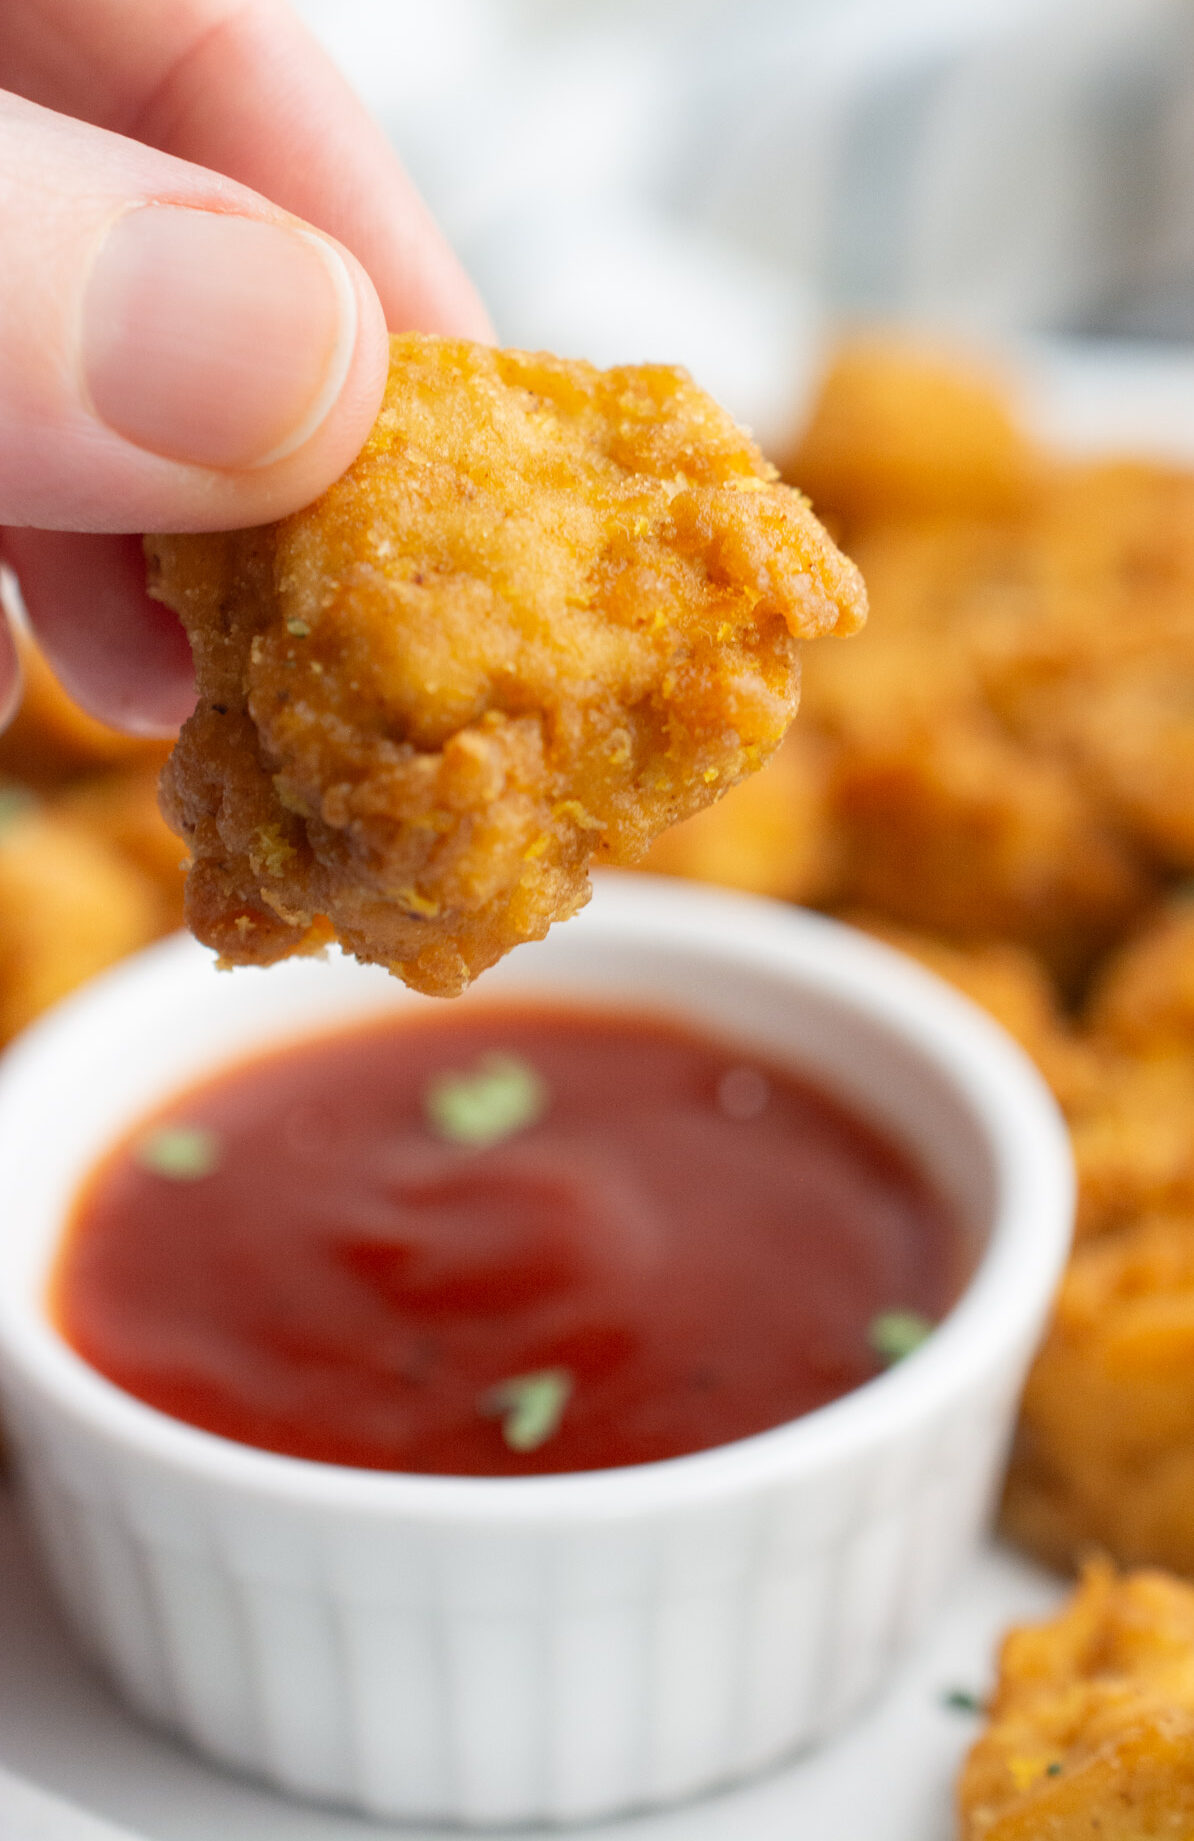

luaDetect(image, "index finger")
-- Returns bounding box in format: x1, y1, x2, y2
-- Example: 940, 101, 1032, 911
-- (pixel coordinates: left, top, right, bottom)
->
0, 0, 491, 338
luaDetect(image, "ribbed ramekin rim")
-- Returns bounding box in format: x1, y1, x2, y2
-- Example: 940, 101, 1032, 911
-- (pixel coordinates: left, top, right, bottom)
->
0, 876, 1074, 1524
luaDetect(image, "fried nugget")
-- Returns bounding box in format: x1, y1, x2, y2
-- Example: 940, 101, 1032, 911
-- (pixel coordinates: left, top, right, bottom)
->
796, 513, 1157, 981
1066, 1055, 1194, 1242
638, 726, 840, 904
1063, 900, 1194, 1238
845, 917, 1104, 1117
959, 1562, 1194, 1838
1005, 1216, 1194, 1575
55, 765, 187, 932
0, 792, 161, 1043
825, 719, 1150, 982
1001, 899, 1194, 1572
972, 463, 1194, 871
753, 337, 1194, 1587
148, 335, 864, 997
783, 336, 1044, 527
1087, 895, 1194, 1057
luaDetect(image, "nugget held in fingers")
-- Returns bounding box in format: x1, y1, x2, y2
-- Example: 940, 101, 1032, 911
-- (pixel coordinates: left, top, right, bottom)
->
148, 335, 865, 995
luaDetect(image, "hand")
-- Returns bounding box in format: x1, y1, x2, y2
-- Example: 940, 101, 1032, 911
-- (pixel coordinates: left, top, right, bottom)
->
0, 0, 490, 736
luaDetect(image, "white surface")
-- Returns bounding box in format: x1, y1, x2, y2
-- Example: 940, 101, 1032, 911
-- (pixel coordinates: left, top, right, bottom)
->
291, 0, 1194, 430
0, 1483, 1062, 1841
0, 1760, 147, 1841
0, 882, 1073, 1826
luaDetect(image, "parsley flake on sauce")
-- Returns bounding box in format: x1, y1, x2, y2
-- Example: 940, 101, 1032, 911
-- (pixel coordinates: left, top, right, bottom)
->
424, 1052, 546, 1149
869, 1308, 933, 1365
134, 1124, 221, 1181
481, 1368, 573, 1452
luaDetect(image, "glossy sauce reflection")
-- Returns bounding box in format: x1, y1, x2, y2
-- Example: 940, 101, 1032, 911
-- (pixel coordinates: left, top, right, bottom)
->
54, 1005, 967, 1475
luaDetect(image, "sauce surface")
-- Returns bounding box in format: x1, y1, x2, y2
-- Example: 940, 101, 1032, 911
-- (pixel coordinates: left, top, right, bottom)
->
55, 1006, 967, 1475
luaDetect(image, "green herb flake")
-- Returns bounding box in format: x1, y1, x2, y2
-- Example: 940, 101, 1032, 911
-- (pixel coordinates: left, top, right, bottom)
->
1045, 1761, 1063, 1777
285, 618, 311, 637
0, 783, 35, 840
869, 1308, 934, 1366
134, 1124, 221, 1181
941, 1687, 985, 1715
481, 1368, 573, 1452
425, 1052, 546, 1149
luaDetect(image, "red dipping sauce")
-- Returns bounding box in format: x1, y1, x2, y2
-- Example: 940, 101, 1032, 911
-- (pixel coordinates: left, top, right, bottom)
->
54, 1006, 967, 1476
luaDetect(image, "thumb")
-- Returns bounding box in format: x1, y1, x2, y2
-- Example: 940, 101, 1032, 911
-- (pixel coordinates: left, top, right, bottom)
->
0, 89, 389, 533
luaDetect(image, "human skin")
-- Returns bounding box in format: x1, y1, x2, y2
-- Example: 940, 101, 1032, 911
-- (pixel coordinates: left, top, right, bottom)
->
0, 0, 490, 735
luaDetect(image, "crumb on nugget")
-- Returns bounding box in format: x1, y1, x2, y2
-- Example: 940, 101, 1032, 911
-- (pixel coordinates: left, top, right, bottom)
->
147, 335, 865, 996
959, 1562, 1194, 1838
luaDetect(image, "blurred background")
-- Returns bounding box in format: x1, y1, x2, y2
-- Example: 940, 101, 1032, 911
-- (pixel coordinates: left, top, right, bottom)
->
294, 0, 1194, 449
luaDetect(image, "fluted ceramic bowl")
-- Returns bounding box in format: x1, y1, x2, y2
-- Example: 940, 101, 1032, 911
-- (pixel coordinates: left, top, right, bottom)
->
0, 874, 1072, 1826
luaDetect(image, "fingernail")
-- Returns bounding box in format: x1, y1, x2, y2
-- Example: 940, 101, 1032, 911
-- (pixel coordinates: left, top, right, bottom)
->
81, 205, 358, 471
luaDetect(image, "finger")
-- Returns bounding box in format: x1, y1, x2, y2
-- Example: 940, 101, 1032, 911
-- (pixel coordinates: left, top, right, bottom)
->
1, 531, 194, 735
0, 88, 390, 533
0, 0, 491, 339
0, 584, 20, 733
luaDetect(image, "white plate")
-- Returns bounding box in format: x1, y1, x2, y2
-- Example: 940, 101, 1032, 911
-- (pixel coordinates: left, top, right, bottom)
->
0, 1480, 1062, 1841
3, 334, 1192, 1839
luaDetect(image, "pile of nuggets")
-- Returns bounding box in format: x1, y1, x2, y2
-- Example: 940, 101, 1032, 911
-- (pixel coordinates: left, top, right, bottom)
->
647, 338, 1194, 1828
649, 336, 1194, 1588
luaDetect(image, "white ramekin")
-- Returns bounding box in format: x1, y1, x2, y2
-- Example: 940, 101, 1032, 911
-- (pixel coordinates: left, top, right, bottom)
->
0, 875, 1072, 1827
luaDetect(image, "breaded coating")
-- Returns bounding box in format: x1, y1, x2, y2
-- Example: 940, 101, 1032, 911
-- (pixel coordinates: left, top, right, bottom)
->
148, 335, 865, 997
1004, 900, 1194, 1574
826, 715, 1149, 982
1068, 1054, 1194, 1242
959, 1562, 1194, 1838
1087, 895, 1194, 1056
1006, 1217, 1194, 1574
845, 917, 1104, 1117
632, 348, 1190, 979
639, 727, 840, 904
784, 337, 1043, 525
0, 793, 161, 1043
972, 463, 1194, 870
1065, 899, 1194, 1239
798, 509, 1159, 980
55, 765, 187, 933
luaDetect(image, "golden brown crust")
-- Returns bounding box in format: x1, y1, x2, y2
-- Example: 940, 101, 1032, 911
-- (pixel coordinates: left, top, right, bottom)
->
0, 799, 161, 1043
1005, 1217, 1194, 1575
1087, 897, 1194, 1057
55, 765, 187, 933
842, 917, 1105, 1117
149, 335, 865, 996
959, 1563, 1194, 1838
638, 727, 841, 905
783, 336, 1044, 525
